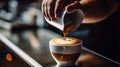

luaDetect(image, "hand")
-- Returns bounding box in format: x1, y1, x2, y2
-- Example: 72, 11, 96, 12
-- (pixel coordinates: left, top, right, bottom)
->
42, 0, 80, 21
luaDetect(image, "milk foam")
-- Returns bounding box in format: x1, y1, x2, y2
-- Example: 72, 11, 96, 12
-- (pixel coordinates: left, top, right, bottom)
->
49, 37, 81, 46
49, 37, 82, 54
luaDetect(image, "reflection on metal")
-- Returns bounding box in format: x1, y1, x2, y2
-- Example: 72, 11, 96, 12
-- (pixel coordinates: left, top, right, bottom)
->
20, 30, 42, 53
30, 34, 41, 53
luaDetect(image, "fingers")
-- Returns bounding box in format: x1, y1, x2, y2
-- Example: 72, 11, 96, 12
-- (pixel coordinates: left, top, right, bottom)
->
54, 0, 65, 18
65, 1, 80, 13
42, 0, 56, 21
47, 0, 56, 20
42, 0, 50, 20
42, 0, 81, 21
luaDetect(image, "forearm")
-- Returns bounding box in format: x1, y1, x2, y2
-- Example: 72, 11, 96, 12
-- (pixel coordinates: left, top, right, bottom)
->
79, 0, 119, 23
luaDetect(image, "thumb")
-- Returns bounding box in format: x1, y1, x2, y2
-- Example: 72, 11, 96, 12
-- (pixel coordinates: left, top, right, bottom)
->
65, 1, 80, 13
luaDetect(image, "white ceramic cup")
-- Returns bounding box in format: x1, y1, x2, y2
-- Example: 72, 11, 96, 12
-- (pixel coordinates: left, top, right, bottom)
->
49, 37, 82, 66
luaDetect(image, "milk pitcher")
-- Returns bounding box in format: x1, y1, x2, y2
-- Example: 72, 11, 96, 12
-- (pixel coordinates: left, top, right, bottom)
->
45, 9, 84, 36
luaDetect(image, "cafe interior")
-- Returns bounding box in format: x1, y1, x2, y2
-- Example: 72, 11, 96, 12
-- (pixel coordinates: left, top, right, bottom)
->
0, 0, 120, 67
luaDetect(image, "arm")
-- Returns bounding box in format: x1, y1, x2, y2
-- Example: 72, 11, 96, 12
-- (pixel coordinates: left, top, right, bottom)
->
80, 0, 119, 23
42, 0, 120, 23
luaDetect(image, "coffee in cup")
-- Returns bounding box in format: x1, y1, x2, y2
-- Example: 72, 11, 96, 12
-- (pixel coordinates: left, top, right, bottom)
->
49, 37, 82, 66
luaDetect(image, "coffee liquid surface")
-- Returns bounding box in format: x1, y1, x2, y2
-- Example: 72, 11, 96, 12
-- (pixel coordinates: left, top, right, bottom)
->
50, 37, 81, 46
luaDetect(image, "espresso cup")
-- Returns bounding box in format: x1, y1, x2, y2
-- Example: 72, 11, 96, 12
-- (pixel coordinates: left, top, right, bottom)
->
49, 37, 82, 66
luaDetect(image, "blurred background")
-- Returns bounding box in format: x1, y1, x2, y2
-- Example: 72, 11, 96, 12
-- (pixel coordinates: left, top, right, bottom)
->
0, 0, 120, 67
